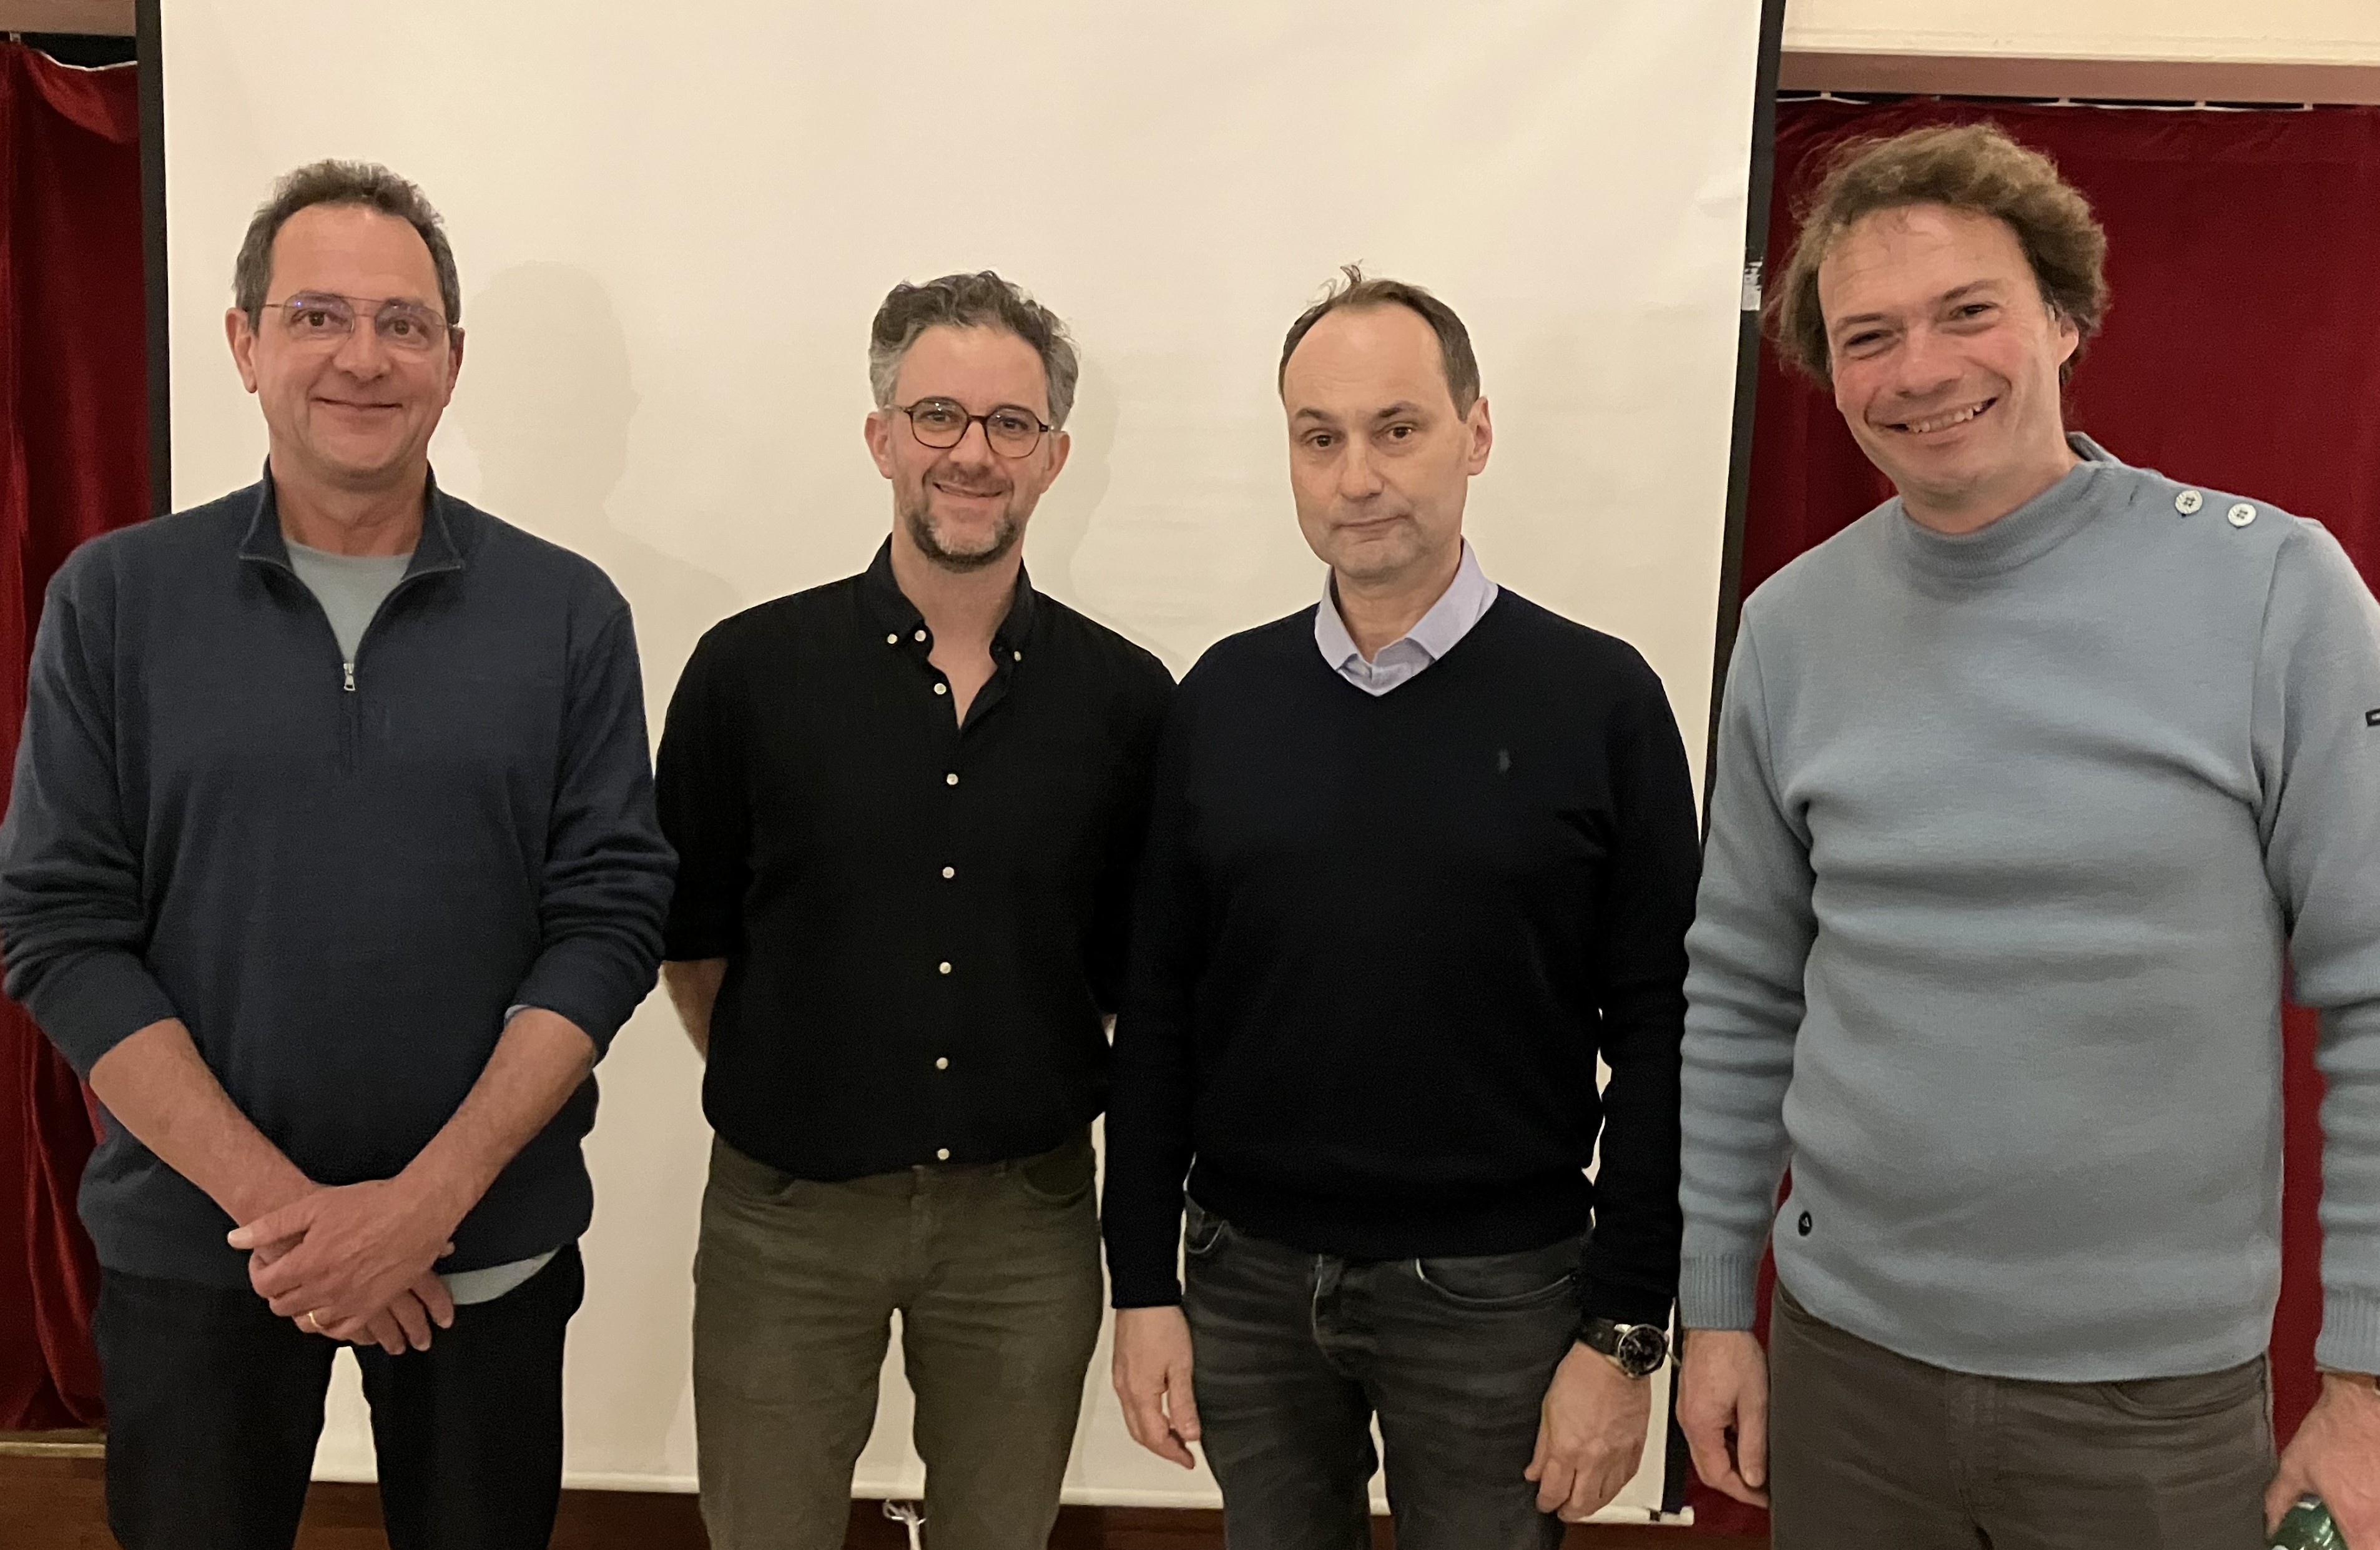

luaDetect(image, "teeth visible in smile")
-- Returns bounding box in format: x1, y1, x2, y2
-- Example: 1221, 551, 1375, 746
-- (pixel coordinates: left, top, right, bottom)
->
1902, 402, 1989, 434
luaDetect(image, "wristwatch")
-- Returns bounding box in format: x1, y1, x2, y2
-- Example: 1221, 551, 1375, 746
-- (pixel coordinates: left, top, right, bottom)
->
1578, 1316, 1669, 1379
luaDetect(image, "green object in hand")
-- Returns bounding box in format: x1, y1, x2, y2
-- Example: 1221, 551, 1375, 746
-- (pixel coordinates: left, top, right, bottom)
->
2271, 1496, 2348, 1550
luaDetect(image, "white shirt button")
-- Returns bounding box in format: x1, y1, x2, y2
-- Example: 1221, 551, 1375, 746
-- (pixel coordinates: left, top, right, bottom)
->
2175, 489, 2203, 515
914, 629, 928, 643
935, 1057, 950, 1070
942, 866, 955, 879
936, 1148, 950, 1161
945, 772, 960, 786
1013, 649, 1023, 662
2228, 502, 2258, 528
886, 633, 899, 644
938, 960, 952, 974
933, 683, 948, 696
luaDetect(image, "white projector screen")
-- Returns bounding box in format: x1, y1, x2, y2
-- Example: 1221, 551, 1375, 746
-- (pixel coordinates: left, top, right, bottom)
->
160, 0, 1764, 1517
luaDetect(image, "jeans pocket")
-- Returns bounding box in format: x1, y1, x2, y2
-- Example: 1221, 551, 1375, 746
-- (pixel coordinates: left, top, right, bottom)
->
2093, 1358, 2267, 1422
1013, 1131, 1096, 1205
1414, 1237, 1584, 1310
1183, 1197, 1231, 1258
709, 1137, 804, 1202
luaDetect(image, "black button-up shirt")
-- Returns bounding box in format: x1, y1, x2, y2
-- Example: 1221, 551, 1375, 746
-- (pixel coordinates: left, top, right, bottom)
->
657, 540, 1174, 1180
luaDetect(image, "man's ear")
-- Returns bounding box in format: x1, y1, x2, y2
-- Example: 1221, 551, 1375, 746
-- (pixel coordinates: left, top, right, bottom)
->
225, 307, 262, 394
1465, 396, 1493, 476
2049, 304, 2080, 370
863, 408, 897, 480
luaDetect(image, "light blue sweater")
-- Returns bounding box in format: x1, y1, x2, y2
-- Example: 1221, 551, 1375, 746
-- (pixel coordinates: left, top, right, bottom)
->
1679, 437, 2380, 1380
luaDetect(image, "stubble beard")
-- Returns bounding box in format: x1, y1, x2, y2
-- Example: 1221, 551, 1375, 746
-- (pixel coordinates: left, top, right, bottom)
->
902, 491, 1025, 574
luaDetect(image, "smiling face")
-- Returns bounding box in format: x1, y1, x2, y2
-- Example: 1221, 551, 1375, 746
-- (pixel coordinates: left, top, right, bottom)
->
225, 203, 461, 496
1281, 303, 1491, 590
865, 323, 1070, 573
1819, 202, 2081, 530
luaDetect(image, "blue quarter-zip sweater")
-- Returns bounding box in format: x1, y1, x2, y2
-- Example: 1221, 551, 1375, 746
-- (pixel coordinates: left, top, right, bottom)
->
0, 475, 674, 1286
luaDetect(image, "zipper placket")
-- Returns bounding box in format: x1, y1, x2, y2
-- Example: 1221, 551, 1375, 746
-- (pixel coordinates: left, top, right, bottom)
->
245, 551, 462, 774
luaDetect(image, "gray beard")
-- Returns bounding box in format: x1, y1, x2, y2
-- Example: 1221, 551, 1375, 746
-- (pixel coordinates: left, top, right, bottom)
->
902, 498, 1021, 574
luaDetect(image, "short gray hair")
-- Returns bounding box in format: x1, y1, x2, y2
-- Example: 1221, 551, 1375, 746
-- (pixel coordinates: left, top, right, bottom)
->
233, 160, 461, 328
868, 272, 1078, 428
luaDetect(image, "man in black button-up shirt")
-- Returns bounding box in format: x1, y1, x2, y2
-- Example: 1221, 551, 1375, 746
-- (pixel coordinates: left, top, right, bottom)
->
656, 271, 1173, 1550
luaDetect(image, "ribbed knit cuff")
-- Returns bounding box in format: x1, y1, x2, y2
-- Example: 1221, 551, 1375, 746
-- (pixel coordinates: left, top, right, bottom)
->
2316, 1290, 2380, 1375
1677, 1253, 1762, 1331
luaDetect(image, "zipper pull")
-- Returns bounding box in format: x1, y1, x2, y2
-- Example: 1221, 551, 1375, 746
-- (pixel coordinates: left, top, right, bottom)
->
342, 661, 357, 693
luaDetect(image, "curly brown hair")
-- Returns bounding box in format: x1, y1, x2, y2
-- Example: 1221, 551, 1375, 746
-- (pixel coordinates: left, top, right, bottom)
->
1770, 123, 2108, 383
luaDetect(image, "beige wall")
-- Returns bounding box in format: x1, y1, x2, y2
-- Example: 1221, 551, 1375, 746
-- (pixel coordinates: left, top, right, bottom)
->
1785, 0, 2380, 65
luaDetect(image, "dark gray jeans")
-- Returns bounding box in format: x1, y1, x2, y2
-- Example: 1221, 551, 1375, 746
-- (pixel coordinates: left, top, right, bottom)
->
1180, 1200, 1585, 1550
1769, 1282, 2276, 1550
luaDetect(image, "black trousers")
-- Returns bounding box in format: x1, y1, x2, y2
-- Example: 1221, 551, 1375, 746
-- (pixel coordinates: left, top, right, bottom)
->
1181, 1200, 1585, 1550
94, 1243, 584, 1550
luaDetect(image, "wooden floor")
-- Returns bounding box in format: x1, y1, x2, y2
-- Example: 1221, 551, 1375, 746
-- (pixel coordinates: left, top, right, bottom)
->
0, 1452, 1763, 1548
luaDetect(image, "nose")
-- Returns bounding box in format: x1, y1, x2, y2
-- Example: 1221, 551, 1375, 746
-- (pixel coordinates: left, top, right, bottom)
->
330, 315, 391, 380
945, 416, 996, 466
1887, 321, 1962, 401
1337, 436, 1384, 500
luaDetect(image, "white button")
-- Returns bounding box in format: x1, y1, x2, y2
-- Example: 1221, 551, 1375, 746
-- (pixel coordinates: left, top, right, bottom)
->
942, 866, 955, 879
914, 629, 928, 643
935, 1057, 950, 1070
2175, 489, 2203, 515
1013, 649, 1023, 662
936, 1148, 951, 1161
938, 960, 952, 974
945, 772, 959, 786
933, 683, 948, 696
2228, 502, 2257, 528
886, 633, 899, 644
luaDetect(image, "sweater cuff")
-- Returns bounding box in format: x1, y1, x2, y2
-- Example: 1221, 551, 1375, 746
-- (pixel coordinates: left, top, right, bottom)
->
1678, 1253, 1762, 1331
2316, 1289, 2380, 1375
24, 949, 180, 1077
1110, 1282, 1184, 1311
511, 938, 649, 1059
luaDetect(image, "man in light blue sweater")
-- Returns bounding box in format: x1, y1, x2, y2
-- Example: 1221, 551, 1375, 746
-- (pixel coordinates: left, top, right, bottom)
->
1676, 124, 2380, 1548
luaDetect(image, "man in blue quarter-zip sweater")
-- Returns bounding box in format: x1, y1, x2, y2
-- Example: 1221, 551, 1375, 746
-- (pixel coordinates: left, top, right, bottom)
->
0, 160, 672, 1550
1676, 124, 2380, 1548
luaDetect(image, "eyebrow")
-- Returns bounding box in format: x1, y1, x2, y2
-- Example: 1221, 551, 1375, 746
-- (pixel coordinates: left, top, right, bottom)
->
1830, 280, 2006, 335
1290, 400, 1429, 425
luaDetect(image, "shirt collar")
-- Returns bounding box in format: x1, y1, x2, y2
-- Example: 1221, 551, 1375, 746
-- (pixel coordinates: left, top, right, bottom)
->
1314, 540, 1497, 669
860, 537, 1038, 649
238, 462, 465, 581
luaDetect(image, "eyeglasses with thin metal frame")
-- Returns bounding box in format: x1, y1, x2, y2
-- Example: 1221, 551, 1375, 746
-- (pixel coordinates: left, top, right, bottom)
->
263, 291, 457, 354
892, 397, 1054, 458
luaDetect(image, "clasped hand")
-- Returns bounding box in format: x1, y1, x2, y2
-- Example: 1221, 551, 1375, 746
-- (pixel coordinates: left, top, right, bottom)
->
229, 1178, 460, 1356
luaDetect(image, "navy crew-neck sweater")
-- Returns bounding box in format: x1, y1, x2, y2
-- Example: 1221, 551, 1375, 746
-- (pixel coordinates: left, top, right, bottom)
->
1101, 591, 1701, 1324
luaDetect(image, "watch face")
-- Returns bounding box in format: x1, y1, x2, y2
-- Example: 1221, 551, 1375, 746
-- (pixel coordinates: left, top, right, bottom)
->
1615, 1325, 1669, 1376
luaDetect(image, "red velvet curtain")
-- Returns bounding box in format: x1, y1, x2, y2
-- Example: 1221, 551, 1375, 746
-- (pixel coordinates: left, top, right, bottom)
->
1688, 97, 2380, 1534
0, 41, 146, 1431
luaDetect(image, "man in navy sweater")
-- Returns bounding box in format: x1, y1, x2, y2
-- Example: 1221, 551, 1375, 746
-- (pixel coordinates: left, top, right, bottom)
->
1103, 269, 1702, 1545
0, 161, 672, 1550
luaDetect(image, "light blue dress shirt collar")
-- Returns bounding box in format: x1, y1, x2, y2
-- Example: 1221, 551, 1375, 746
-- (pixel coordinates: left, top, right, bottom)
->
1313, 540, 1500, 696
